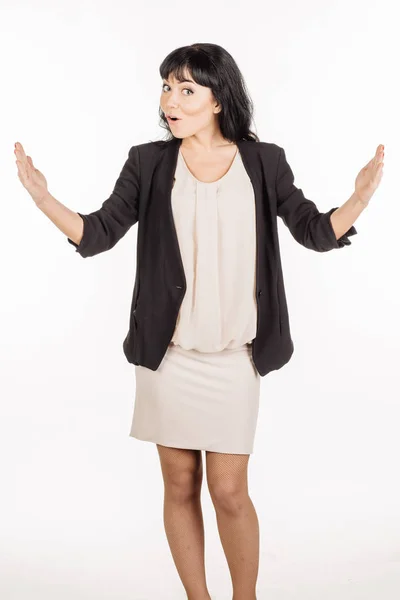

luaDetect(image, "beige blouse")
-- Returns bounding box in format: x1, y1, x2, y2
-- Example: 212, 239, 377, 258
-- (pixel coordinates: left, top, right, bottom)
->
170, 146, 258, 352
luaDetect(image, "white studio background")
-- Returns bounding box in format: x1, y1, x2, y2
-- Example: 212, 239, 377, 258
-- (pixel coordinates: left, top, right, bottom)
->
1, 1, 399, 599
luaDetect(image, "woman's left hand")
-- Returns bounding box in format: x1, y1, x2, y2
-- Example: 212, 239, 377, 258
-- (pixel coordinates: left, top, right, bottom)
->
355, 144, 385, 205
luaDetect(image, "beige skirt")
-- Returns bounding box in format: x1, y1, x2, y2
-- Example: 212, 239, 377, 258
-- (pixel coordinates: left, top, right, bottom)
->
129, 341, 261, 454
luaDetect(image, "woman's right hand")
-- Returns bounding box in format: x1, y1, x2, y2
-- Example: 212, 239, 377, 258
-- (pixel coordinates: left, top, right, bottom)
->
14, 142, 49, 205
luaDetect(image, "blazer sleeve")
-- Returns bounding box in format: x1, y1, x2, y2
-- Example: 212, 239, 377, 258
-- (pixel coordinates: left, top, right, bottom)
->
67, 145, 140, 258
275, 146, 357, 252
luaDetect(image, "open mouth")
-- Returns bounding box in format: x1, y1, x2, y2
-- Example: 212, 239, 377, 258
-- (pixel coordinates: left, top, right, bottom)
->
167, 116, 181, 123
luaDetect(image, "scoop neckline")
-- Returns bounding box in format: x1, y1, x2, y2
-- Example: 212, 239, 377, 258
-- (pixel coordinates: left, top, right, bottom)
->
179, 146, 239, 185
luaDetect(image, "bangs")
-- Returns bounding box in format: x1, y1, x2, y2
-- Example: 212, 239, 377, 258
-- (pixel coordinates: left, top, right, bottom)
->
160, 50, 217, 89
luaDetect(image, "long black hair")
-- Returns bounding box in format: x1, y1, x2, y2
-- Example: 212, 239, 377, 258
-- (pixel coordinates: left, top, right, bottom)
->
157, 43, 259, 143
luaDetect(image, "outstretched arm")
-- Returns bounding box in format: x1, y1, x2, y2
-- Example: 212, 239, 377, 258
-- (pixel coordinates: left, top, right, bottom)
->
15, 142, 141, 259
275, 144, 383, 252
66, 145, 141, 258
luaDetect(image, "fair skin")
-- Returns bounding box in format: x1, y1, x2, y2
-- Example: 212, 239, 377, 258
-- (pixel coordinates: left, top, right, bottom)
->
13, 69, 385, 600
159, 69, 260, 600
156, 445, 258, 600
330, 143, 384, 239
157, 69, 385, 600
160, 70, 239, 184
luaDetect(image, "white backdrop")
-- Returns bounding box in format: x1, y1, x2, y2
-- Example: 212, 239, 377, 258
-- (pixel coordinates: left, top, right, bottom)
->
1, 0, 399, 598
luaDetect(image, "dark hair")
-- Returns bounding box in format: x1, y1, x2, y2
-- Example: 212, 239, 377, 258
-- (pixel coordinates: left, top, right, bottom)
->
157, 43, 259, 143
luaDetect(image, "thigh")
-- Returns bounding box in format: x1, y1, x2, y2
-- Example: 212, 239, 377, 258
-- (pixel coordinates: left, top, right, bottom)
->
156, 445, 203, 496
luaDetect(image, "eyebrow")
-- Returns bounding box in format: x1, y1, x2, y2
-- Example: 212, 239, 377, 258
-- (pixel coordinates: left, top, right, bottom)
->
163, 78, 195, 84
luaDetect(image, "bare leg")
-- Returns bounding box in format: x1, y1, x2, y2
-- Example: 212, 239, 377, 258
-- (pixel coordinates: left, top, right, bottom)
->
156, 444, 212, 600
206, 452, 259, 600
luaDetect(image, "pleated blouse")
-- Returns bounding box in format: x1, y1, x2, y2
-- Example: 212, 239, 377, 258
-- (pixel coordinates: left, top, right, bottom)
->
170, 146, 258, 352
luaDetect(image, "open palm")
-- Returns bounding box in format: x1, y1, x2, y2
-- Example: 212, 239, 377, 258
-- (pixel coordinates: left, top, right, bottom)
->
355, 144, 384, 205
15, 142, 48, 204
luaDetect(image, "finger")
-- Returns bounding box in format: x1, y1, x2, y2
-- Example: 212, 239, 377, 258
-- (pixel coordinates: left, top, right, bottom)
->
16, 159, 27, 182
364, 158, 374, 171
17, 157, 28, 176
375, 150, 385, 166
373, 164, 384, 182
15, 144, 28, 166
15, 155, 26, 180
373, 149, 381, 167
372, 145, 382, 164
376, 145, 385, 162
16, 142, 27, 158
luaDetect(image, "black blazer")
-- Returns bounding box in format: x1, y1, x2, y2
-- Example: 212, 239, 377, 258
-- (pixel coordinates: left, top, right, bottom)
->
68, 136, 357, 376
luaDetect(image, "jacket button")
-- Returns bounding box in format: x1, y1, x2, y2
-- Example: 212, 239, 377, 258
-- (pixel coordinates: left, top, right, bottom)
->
176, 285, 182, 289
258, 289, 262, 296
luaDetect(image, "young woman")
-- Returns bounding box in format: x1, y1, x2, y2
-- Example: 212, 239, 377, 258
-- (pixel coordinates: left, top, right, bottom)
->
15, 42, 384, 600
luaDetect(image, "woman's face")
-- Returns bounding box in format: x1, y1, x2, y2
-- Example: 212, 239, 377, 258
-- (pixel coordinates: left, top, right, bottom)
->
160, 69, 221, 138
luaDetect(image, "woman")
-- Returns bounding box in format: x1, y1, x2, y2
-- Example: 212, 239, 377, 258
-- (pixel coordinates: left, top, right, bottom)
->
15, 42, 384, 600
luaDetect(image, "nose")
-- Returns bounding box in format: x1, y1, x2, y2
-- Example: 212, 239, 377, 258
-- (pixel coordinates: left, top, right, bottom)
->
166, 100, 179, 109
164, 89, 181, 109
165, 105, 180, 116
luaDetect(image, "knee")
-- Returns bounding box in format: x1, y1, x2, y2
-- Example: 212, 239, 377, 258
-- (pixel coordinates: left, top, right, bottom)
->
165, 470, 202, 504
208, 480, 248, 514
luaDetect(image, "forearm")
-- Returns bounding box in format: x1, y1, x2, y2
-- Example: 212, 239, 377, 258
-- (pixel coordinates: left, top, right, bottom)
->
330, 190, 368, 240
36, 192, 84, 246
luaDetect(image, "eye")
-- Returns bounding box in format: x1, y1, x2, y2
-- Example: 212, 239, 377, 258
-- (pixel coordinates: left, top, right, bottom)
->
162, 83, 193, 95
